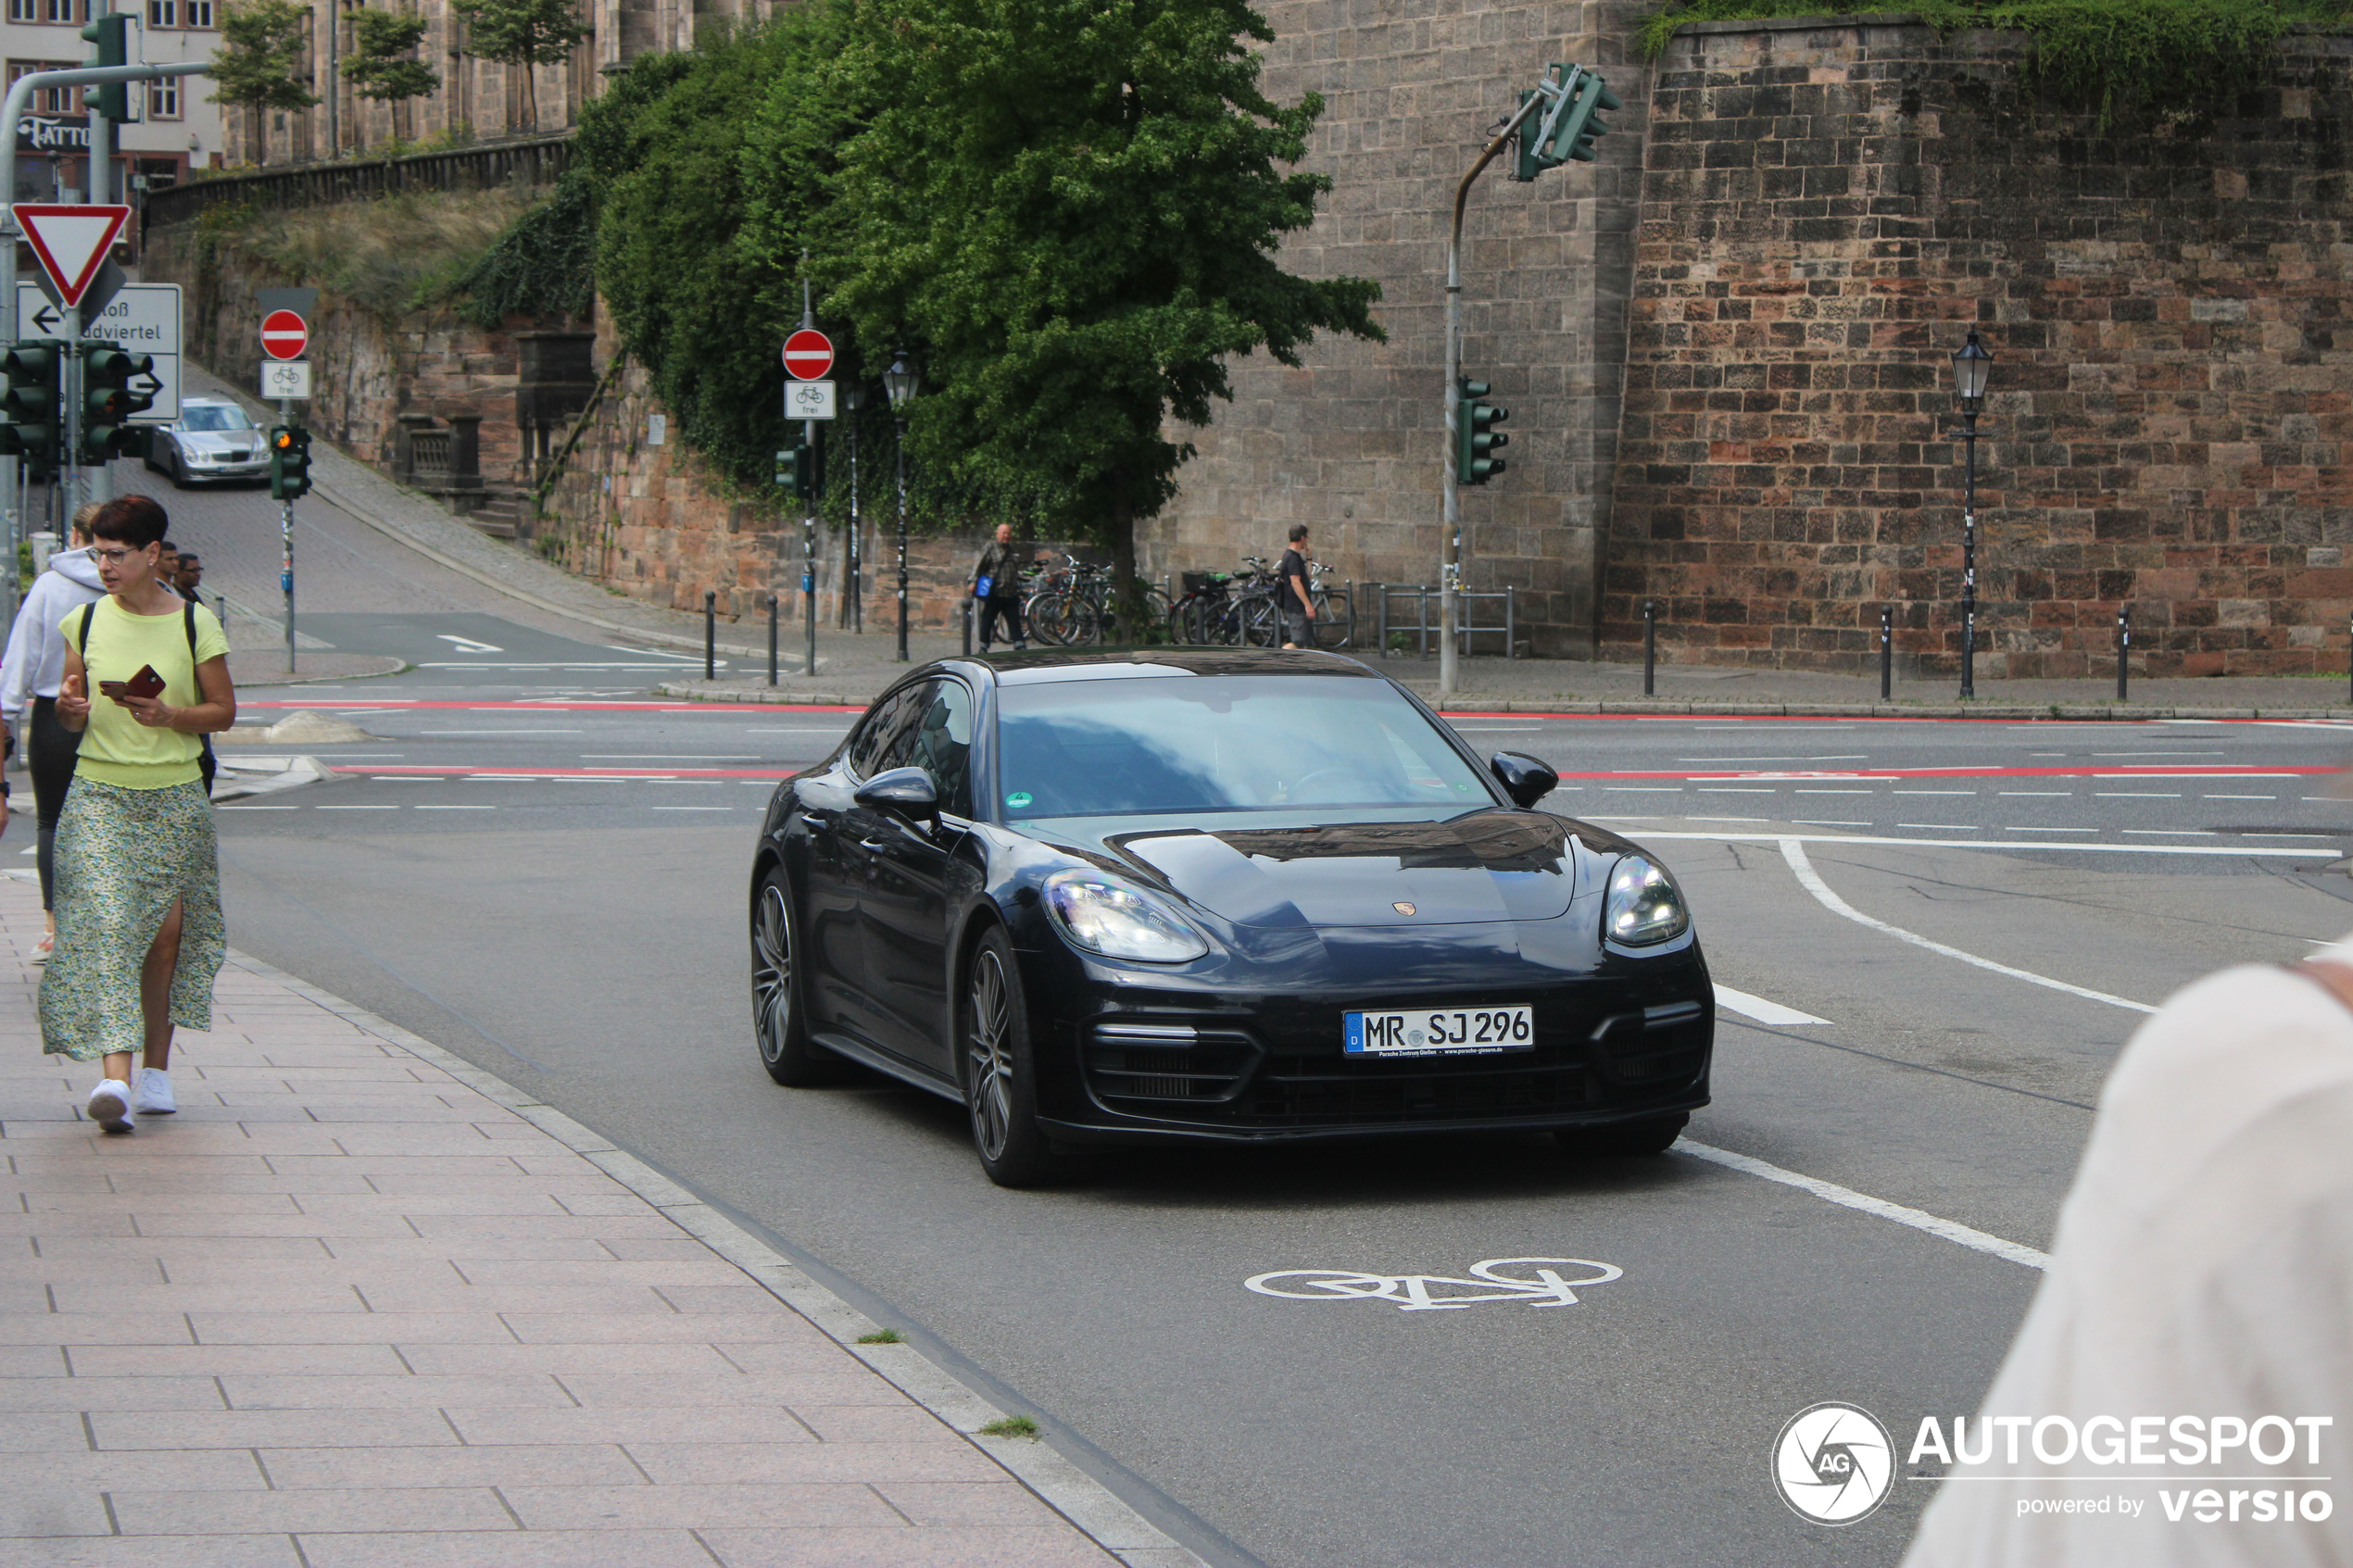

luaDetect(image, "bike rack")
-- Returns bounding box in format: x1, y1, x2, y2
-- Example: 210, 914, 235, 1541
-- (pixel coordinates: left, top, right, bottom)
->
1367, 583, 1517, 659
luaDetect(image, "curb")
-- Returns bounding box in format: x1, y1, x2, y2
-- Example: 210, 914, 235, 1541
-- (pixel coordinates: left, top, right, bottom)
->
220, 947, 1214, 1568
647, 680, 2353, 722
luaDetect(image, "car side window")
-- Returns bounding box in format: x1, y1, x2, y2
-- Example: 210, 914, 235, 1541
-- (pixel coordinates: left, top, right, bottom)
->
846, 688, 916, 779
879, 679, 975, 819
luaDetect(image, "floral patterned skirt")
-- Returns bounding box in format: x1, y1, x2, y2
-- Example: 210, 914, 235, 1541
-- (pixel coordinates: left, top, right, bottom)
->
38, 779, 224, 1061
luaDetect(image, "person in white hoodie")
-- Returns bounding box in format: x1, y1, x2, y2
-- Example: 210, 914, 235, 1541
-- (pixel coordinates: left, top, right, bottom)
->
0, 506, 104, 961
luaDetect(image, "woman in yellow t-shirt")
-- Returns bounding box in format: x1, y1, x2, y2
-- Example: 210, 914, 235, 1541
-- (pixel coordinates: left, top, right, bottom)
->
38, 495, 235, 1134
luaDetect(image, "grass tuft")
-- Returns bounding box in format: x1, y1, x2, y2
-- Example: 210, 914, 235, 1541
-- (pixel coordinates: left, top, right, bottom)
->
978, 1415, 1041, 1439
217, 182, 547, 322
854, 1328, 905, 1345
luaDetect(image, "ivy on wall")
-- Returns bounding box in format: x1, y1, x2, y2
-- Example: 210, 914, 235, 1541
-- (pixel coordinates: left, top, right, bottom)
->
453, 170, 595, 328
1639, 0, 2344, 126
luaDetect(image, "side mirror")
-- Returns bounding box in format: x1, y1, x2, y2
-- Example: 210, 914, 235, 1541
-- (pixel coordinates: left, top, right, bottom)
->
854, 766, 938, 822
1490, 751, 1559, 809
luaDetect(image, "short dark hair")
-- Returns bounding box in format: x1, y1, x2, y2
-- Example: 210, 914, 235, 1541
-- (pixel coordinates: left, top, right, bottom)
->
158, 539, 178, 553
1288, 524, 1309, 544
89, 495, 169, 549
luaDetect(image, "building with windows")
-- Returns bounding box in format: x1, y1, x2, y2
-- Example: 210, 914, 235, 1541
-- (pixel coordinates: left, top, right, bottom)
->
5, 0, 224, 202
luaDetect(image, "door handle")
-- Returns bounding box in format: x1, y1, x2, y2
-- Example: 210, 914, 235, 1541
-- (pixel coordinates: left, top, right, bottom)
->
858, 837, 890, 851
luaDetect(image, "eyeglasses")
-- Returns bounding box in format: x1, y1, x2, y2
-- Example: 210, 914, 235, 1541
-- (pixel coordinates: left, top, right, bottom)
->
92, 547, 147, 565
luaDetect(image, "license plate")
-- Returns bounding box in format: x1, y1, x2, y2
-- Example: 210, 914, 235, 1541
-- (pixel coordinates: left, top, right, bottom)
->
1344, 1004, 1534, 1058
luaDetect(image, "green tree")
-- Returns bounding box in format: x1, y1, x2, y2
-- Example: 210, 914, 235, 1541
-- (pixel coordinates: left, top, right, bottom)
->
208, 0, 321, 166
577, 17, 862, 496
452, 0, 585, 131
801, 0, 1382, 592
342, 6, 440, 149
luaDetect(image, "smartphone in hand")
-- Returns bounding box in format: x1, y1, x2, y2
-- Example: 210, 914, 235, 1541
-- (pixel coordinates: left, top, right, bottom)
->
102, 666, 165, 703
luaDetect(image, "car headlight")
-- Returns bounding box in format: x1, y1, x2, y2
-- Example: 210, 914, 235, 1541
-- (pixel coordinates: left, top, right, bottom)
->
1604, 855, 1689, 947
1043, 871, 1208, 963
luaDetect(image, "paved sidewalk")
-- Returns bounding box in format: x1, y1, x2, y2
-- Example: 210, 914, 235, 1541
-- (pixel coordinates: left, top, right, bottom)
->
0, 875, 1162, 1568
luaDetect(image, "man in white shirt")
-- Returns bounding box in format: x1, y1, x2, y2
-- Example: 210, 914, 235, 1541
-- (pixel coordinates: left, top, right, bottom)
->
0, 508, 105, 958
1902, 946, 2353, 1565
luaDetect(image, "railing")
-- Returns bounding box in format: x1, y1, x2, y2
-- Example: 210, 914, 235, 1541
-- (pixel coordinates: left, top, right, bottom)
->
408, 432, 452, 483
1367, 583, 1518, 659
146, 133, 573, 228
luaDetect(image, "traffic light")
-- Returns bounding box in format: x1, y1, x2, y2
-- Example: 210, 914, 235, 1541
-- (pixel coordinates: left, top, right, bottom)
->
1454, 378, 1508, 486
0, 341, 62, 478
1511, 64, 1619, 179
776, 443, 816, 503
269, 425, 312, 500
80, 343, 157, 461
1553, 67, 1621, 165
80, 14, 131, 120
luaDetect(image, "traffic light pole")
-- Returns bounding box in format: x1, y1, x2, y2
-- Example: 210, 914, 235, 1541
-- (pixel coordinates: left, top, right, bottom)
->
280, 399, 296, 672
0, 60, 207, 645
1440, 88, 1547, 697
799, 279, 818, 679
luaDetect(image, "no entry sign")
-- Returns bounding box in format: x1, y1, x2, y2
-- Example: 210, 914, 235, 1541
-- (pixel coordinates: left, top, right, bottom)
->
782, 329, 833, 381
261, 308, 308, 361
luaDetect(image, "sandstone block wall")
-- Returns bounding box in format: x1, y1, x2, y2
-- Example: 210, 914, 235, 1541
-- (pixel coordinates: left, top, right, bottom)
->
1138, 0, 1655, 657
1606, 20, 2353, 676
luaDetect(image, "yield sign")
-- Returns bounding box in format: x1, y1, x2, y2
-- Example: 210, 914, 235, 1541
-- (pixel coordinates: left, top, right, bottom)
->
782, 328, 834, 381
261, 308, 308, 360
12, 204, 130, 308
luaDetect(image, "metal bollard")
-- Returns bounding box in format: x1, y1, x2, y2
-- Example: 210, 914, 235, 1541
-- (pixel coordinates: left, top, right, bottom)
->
1881, 607, 1893, 700
2117, 606, 2131, 702
768, 594, 779, 687
1642, 599, 1657, 696
1505, 585, 1516, 659
704, 590, 716, 681
962, 596, 974, 658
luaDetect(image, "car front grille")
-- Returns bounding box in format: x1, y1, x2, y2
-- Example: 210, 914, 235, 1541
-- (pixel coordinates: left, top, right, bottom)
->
1076, 991, 1708, 1128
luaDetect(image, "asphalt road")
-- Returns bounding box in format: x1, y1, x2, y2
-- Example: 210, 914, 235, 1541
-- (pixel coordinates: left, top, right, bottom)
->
47, 462, 2353, 1566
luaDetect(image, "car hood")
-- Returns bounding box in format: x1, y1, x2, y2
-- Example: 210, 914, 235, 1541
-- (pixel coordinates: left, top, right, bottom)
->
1106, 810, 1587, 928
176, 431, 261, 455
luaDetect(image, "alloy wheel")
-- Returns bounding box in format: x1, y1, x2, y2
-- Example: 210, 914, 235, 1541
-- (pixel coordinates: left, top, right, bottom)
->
966, 949, 1013, 1160
752, 884, 792, 1064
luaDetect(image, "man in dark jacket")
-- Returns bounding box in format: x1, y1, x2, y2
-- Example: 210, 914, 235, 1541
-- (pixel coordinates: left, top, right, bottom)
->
972, 523, 1026, 652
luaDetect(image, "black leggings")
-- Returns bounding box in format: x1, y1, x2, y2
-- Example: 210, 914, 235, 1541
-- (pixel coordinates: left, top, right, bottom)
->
28, 696, 81, 912
978, 597, 1024, 646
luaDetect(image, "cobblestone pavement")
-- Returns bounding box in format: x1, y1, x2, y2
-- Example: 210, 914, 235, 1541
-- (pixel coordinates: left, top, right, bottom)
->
0, 874, 1132, 1568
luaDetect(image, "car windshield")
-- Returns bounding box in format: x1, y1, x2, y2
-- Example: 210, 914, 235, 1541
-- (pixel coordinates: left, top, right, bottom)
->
179, 407, 253, 433
995, 675, 1493, 819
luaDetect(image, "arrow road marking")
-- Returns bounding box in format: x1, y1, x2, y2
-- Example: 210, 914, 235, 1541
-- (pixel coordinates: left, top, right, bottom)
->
434, 634, 505, 654
1712, 985, 1831, 1027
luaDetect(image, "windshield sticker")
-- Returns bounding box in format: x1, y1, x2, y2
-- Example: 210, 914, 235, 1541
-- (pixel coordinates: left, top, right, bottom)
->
1005, 791, 1033, 809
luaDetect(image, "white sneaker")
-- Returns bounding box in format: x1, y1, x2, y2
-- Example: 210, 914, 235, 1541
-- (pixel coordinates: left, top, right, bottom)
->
132, 1068, 175, 1115
85, 1080, 133, 1134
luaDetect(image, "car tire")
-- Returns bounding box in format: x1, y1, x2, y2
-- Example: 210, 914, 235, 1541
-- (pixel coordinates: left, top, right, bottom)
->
960, 925, 1055, 1187
750, 864, 840, 1086
166, 447, 188, 489
1559, 1112, 1687, 1159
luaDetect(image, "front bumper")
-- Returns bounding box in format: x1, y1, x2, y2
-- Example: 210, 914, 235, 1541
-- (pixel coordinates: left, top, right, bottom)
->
1020, 942, 1714, 1145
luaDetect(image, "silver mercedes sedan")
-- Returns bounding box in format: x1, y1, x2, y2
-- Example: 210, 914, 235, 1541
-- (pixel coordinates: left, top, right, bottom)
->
144, 398, 270, 486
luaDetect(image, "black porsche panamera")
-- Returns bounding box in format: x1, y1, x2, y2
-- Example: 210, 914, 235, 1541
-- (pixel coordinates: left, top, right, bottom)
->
748, 649, 1714, 1185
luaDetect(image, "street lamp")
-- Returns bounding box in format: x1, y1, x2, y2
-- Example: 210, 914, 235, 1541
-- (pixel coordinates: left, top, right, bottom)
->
884, 347, 921, 662
842, 380, 864, 633
1949, 328, 1993, 700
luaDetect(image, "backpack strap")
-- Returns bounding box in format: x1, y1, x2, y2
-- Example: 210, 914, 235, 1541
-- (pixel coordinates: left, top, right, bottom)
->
184, 596, 196, 657
2283, 959, 2353, 1016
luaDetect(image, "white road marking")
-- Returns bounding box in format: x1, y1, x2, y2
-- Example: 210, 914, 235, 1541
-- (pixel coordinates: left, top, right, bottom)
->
415, 805, 494, 810
1774, 838, 2157, 1015
1794, 787, 1872, 794
1896, 823, 1979, 831
435, 634, 505, 653
2203, 794, 2276, 799
1894, 789, 1973, 796
316, 805, 396, 811
2095, 791, 2178, 797
1681, 1142, 2049, 1270
2006, 825, 2093, 833
1793, 819, 1869, 826
580, 754, 760, 760
1690, 816, 1767, 822
2124, 829, 2213, 836
1697, 787, 1776, 793
1639, 829, 2333, 859
652, 806, 734, 811
1999, 790, 2070, 797
218, 805, 296, 811
421, 729, 585, 734
1680, 754, 1870, 763
1712, 985, 1830, 1026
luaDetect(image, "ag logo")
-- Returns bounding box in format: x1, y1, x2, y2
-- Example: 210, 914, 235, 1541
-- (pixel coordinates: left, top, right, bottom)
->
1772, 1401, 1895, 1524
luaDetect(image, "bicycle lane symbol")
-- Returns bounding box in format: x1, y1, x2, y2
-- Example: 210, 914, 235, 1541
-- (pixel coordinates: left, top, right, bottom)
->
1245, 1257, 1624, 1312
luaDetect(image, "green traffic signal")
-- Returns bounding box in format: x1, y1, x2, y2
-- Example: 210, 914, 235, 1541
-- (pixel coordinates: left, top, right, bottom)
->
1454, 377, 1509, 486
1553, 67, 1621, 164
0, 342, 63, 477
80, 343, 157, 461
79, 14, 130, 120
1511, 63, 1618, 179
777, 443, 817, 503
269, 425, 313, 501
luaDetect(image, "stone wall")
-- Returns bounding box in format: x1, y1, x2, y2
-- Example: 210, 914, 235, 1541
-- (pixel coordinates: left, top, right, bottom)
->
143, 222, 535, 488
1604, 19, 2353, 676
1139, 0, 1655, 658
